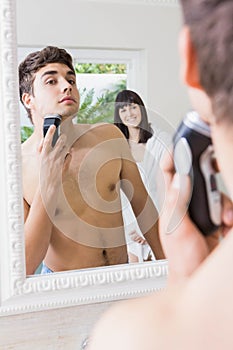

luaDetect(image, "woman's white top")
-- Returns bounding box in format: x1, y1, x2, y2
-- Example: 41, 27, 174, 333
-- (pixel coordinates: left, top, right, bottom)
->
121, 127, 171, 262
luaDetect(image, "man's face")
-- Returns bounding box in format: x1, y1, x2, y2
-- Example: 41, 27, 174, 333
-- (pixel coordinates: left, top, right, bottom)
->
27, 62, 80, 122
210, 117, 233, 199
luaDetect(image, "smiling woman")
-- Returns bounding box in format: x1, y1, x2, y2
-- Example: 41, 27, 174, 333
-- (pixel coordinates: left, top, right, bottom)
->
0, 0, 185, 348
114, 89, 170, 263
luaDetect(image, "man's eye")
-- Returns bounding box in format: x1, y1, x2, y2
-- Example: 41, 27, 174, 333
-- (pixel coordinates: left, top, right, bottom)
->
46, 79, 56, 85
69, 80, 76, 85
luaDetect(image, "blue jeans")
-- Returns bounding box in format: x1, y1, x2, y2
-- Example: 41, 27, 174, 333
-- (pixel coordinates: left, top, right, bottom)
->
40, 262, 53, 274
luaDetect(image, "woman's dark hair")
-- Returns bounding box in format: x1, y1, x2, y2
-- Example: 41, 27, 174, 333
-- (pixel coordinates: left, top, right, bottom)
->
114, 90, 153, 143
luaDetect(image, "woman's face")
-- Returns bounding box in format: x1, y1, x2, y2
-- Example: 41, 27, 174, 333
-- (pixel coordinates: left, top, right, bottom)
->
118, 103, 142, 127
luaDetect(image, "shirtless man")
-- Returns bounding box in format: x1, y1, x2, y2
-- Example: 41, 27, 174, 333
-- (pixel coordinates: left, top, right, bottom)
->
20, 46, 164, 275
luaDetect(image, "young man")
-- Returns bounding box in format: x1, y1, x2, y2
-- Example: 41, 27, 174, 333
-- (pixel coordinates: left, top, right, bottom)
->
88, 0, 233, 348
20, 46, 164, 275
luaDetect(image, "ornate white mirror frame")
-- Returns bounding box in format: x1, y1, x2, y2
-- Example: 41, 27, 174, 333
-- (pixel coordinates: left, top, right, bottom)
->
0, 0, 168, 317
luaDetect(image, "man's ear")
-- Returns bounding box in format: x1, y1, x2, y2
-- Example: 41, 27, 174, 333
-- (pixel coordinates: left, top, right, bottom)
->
22, 92, 33, 109
179, 26, 202, 89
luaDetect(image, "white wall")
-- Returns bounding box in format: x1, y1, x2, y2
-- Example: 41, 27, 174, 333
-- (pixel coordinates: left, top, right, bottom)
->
16, 0, 190, 128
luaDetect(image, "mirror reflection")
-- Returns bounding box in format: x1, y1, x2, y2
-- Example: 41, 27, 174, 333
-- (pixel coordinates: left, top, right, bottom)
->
20, 46, 170, 276
17, 1, 185, 276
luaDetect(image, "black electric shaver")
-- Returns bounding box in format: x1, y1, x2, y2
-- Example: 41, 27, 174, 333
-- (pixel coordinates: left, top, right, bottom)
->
173, 110, 221, 235
43, 114, 62, 147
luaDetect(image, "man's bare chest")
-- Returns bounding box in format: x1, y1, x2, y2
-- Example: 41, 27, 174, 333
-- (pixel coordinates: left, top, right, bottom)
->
22, 140, 122, 207
63, 143, 122, 209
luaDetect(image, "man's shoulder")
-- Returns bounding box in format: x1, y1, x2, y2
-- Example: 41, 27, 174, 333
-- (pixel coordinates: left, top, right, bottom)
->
21, 133, 37, 156
92, 122, 121, 132
75, 123, 124, 140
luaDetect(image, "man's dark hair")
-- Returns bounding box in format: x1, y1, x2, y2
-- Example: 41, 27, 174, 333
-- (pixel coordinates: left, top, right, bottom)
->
18, 46, 75, 122
180, 0, 233, 121
114, 89, 153, 143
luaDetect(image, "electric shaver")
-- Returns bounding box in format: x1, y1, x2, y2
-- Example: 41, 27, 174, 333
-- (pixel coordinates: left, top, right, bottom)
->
173, 110, 221, 235
43, 114, 61, 147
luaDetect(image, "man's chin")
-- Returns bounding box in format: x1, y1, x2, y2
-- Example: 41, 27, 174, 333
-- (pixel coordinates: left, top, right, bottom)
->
60, 110, 79, 120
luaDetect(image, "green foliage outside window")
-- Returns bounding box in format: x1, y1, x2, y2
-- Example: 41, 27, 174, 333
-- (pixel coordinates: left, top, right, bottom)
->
21, 125, 34, 143
75, 63, 126, 74
77, 79, 126, 124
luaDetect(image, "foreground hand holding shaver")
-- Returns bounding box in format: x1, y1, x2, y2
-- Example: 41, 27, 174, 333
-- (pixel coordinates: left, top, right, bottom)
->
173, 110, 221, 235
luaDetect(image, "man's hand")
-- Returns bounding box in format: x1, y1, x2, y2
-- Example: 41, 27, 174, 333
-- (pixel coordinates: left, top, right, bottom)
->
129, 230, 147, 245
38, 125, 69, 217
159, 150, 233, 283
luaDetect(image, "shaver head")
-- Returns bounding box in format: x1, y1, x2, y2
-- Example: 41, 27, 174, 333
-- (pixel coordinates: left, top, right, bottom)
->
182, 110, 211, 138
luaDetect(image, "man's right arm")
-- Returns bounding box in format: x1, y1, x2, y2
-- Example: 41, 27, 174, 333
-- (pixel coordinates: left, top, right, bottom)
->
24, 194, 54, 275
24, 126, 69, 275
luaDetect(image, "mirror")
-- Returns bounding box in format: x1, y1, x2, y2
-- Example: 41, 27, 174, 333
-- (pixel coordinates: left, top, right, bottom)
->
0, 0, 186, 316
